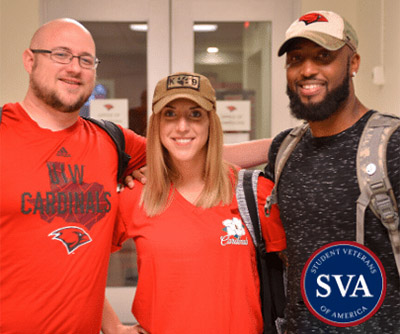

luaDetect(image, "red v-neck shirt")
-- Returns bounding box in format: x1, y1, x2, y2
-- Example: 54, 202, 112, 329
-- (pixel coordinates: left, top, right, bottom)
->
115, 176, 286, 334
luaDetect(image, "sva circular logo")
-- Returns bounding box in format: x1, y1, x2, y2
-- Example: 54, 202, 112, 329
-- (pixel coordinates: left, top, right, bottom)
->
301, 241, 386, 327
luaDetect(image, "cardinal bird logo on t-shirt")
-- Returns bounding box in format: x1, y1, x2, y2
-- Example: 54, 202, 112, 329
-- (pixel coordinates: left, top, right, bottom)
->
48, 226, 92, 254
299, 13, 328, 25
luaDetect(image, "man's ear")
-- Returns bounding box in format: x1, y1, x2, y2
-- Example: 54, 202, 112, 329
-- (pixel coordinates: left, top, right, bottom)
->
22, 48, 34, 74
350, 52, 361, 77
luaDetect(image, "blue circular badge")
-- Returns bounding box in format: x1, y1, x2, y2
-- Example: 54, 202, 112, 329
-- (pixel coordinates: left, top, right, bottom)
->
301, 241, 386, 327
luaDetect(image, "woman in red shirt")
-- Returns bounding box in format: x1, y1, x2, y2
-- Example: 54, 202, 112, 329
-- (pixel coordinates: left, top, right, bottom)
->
103, 72, 286, 334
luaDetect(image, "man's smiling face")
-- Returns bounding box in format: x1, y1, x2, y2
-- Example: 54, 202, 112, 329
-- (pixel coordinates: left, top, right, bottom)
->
285, 38, 353, 122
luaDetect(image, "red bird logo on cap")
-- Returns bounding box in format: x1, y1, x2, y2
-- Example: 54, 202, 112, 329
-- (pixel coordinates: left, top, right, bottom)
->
299, 13, 328, 25
49, 226, 92, 254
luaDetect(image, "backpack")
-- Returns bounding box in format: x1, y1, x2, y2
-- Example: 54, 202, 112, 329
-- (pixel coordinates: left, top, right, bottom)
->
81, 116, 131, 186
236, 169, 286, 334
265, 112, 400, 276
0, 106, 131, 186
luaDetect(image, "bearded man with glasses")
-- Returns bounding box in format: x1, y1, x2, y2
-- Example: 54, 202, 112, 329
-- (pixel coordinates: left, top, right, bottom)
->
0, 18, 147, 334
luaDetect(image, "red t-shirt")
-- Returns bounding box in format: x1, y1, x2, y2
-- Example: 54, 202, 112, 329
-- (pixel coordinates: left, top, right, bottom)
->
115, 177, 286, 334
0, 103, 146, 334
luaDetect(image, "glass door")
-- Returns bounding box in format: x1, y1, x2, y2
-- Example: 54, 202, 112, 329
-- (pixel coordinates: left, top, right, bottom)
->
171, 0, 297, 138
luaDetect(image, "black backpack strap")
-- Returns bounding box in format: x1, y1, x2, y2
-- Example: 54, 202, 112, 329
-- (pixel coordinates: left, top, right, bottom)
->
243, 169, 265, 251
237, 169, 285, 334
82, 117, 131, 185
237, 169, 263, 247
1, 111, 130, 184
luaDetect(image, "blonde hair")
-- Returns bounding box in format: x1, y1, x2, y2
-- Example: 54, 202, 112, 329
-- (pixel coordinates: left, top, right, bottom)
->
141, 108, 236, 216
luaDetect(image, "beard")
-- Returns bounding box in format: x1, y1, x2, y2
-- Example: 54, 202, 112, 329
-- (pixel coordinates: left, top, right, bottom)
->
286, 65, 351, 122
30, 64, 92, 113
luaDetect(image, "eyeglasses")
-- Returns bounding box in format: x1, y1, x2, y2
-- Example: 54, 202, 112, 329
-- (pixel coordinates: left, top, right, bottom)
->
30, 49, 100, 69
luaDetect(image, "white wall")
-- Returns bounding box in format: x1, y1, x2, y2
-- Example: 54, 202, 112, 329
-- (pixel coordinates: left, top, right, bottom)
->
358, 0, 400, 115
0, 0, 40, 104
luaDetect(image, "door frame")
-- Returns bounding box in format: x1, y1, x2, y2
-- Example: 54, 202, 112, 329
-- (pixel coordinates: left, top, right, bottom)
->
170, 0, 300, 134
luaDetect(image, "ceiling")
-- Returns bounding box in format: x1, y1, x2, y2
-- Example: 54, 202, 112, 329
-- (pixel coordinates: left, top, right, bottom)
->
83, 21, 244, 58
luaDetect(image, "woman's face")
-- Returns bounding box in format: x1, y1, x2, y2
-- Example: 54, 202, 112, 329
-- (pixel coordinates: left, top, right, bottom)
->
159, 98, 210, 166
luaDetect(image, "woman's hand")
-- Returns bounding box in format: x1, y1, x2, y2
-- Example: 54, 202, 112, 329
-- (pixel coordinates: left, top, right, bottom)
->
125, 166, 147, 189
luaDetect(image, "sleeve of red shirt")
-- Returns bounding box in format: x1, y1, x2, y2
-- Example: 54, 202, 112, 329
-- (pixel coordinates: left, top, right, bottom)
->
111, 201, 129, 252
120, 126, 147, 176
111, 181, 144, 252
256, 176, 287, 252
111, 188, 132, 252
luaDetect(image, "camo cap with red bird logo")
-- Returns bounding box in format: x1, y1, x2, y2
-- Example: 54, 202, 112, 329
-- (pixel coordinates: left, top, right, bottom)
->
152, 72, 216, 114
278, 10, 358, 56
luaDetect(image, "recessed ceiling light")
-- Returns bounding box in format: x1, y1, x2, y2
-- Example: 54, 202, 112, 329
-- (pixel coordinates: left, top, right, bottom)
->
207, 47, 219, 54
193, 24, 218, 32
129, 24, 148, 32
